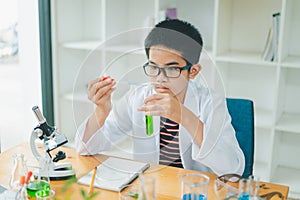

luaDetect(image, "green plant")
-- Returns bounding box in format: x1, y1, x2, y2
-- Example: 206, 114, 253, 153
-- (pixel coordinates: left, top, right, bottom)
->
54, 177, 99, 200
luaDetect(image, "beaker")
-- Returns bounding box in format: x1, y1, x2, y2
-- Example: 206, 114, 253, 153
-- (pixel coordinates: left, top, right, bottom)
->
238, 176, 260, 200
119, 184, 141, 200
139, 175, 156, 200
181, 173, 210, 200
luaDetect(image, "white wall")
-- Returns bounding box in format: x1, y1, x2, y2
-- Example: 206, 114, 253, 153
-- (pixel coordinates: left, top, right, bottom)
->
18, 0, 42, 144
0, 0, 42, 151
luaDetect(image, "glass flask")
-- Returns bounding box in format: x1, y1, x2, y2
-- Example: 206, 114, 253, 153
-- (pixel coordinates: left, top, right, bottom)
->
9, 153, 28, 192
27, 158, 51, 198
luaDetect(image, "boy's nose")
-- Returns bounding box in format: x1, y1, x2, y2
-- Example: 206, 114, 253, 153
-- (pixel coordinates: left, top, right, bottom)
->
156, 69, 168, 82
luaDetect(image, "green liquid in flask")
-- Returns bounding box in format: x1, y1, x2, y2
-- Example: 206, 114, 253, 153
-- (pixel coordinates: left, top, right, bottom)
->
27, 180, 50, 198
145, 115, 153, 136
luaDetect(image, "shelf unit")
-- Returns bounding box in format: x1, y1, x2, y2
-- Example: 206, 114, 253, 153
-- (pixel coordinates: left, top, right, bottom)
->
51, 0, 300, 196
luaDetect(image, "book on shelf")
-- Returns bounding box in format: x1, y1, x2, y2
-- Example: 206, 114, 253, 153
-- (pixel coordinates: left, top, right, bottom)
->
272, 12, 280, 62
262, 12, 280, 62
158, 7, 177, 22
262, 27, 274, 61
77, 157, 150, 192
166, 8, 177, 19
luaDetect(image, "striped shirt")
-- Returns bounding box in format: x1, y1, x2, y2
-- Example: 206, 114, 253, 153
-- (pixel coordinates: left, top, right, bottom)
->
159, 117, 183, 168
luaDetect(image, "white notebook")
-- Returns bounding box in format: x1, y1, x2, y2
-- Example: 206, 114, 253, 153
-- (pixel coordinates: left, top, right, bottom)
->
77, 157, 150, 192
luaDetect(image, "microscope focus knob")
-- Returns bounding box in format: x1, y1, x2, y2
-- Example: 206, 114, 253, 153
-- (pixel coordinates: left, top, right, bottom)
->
34, 129, 43, 138
53, 151, 66, 162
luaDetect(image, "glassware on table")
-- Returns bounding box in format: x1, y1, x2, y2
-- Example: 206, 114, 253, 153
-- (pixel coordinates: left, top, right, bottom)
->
9, 153, 28, 192
119, 184, 141, 200
238, 176, 261, 200
27, 179, 50, 198
3, 153, 28, 199
214, 178, 239, 200
35, 189, 55, 200
181, 173, 210, 200
214, 174, 261, 200
27, 158, 52, 199
139, 175, 156, 200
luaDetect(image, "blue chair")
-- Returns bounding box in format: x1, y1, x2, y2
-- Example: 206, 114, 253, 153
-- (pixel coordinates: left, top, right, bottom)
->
226, 98, 254, 178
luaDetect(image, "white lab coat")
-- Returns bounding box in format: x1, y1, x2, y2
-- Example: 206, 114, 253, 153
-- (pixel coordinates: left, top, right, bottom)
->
75, 81, 245, 176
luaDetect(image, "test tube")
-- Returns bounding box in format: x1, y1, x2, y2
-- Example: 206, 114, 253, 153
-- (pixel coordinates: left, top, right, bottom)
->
145, 115, 153, 136
144, 88, 154, 136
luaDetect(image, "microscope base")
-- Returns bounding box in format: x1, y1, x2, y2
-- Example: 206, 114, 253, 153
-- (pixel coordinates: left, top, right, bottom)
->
34, 162, 76, 180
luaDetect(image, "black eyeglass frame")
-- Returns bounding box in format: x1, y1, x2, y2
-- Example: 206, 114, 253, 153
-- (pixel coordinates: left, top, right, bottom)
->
143, 62, 193, 78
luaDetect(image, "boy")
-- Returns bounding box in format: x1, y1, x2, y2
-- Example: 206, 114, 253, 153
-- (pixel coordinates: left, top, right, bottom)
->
75, 19, 245, 176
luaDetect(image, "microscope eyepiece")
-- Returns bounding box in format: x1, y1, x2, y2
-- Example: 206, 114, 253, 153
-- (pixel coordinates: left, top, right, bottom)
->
32, 106, 46, 124
32, 106, 55, 138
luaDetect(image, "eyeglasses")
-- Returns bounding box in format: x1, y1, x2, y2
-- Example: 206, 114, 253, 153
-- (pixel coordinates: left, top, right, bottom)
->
143, 62, 192, 78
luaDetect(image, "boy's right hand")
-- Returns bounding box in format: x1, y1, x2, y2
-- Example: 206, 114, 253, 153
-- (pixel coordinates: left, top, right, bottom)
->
87, 76, 116, 117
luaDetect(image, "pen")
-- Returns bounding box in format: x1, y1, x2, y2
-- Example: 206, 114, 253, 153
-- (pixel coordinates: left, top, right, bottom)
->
88, 167, 97, 194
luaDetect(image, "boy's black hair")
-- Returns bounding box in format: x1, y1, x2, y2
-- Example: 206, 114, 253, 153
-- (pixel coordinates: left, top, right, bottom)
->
144, 19, 203, 64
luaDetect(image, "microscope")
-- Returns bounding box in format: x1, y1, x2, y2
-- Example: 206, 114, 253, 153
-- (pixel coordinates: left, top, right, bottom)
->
30, 106, 75, 180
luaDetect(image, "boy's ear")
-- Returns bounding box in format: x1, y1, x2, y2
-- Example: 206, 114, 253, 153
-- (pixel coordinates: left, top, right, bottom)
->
189, 64, 202, 79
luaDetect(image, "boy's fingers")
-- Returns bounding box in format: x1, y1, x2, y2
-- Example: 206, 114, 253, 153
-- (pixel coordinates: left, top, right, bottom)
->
144, 93, 165, 103
87, 78, 101, 90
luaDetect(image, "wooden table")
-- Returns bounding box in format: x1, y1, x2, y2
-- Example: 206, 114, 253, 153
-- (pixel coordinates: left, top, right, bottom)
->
0, 143, 289, 199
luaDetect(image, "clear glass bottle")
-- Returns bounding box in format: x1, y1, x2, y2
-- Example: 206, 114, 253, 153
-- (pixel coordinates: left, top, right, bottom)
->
9, 153, 28, 192
16, 175, 29, 200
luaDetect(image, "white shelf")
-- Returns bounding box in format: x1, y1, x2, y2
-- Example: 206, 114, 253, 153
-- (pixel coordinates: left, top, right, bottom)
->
255, 108, 273, 129
62, 40, 102, 50
271, 165, 300, 195
215, 51, 278, 66
275, 112, 300, 134
253, 160, 270, 181
104, 44, 145, 55
281, 56, 300, 69
62, 40, 145, 55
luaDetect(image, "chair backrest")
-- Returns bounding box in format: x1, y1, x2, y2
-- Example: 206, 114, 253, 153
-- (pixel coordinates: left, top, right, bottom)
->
226, 98, 254, 178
